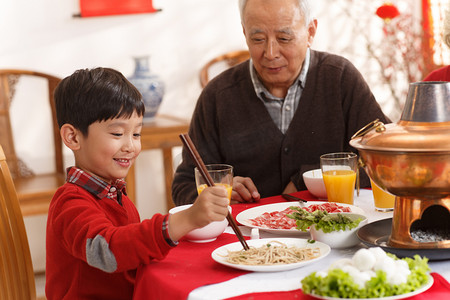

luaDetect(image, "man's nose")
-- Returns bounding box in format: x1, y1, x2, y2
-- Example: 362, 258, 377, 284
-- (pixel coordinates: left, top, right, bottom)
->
265, 39, 280, 59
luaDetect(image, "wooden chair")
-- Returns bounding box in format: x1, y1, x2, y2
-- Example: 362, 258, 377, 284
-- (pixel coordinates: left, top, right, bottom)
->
0, 69, 65, 216
199, 50, 250, 88
0, 144, 37, 300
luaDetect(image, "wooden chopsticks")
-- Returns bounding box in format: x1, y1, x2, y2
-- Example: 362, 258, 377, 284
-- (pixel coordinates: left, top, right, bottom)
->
281, 194, 308, 203
179, 133, 250, 251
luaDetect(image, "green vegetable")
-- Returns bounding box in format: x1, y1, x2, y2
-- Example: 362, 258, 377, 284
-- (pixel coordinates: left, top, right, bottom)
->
287, 207, 362, 232
301, 254, 430, 298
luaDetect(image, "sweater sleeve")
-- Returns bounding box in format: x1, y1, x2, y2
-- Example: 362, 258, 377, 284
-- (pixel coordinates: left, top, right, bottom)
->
48, 185, 173, 273
290, 52, 391, 190
171, 94, 207, 206
172, 77, 226, 206
339, 57, 391, 188
423, 66, 450, 82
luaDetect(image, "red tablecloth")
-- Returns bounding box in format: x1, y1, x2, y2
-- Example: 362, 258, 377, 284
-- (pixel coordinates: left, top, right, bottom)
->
133, 191, 450, 300
133, 233, 250, 300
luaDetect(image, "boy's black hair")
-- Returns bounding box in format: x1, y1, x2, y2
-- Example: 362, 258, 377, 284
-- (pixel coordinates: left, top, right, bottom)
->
54, 67, 145, 135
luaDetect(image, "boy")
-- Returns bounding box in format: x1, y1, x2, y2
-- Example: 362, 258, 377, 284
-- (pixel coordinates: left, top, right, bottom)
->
45, 67, 229, 300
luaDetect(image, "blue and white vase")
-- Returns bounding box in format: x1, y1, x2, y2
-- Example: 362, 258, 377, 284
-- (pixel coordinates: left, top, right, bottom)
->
128, 56, 165, 121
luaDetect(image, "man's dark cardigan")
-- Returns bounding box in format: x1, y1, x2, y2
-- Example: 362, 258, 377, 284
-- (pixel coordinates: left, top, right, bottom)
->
172, 50, 390, 205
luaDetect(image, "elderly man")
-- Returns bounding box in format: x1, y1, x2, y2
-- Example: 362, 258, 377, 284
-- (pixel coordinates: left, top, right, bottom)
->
172, 0, 390, 205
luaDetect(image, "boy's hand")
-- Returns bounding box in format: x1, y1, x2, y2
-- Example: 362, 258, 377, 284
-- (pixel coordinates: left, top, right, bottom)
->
190, 186, 229, 227
168, 186, 229, 241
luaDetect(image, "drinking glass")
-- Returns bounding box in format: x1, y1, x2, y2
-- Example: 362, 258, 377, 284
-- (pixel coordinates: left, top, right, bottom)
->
320, 152, 358, 204
370, 180, 395, 212
195, 164, 233, 203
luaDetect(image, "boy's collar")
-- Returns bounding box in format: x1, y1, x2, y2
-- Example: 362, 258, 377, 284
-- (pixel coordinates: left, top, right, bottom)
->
66, 166, 127, 201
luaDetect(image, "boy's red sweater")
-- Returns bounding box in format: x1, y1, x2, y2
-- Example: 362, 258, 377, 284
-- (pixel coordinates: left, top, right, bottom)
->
46, 183, 172, 300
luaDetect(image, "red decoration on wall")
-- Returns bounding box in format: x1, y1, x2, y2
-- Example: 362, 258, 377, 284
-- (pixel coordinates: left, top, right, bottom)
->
421, 0, 437, 73
376, 2, 400, 22
79, 0, 160, 18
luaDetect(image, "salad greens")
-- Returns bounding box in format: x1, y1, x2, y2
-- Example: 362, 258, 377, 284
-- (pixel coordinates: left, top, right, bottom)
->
287, 207, 362, 232
301, 254, 430, 298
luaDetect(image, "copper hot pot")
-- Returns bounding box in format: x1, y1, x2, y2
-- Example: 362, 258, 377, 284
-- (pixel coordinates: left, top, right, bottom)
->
350, 81, 450, 249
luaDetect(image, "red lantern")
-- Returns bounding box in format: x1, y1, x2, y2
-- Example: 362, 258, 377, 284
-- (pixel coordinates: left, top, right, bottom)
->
79, 0, 160, 18
376, 2, 400, 23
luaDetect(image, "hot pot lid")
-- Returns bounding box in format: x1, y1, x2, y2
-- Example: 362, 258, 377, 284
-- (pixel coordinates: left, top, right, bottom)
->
350, 119, 450, 152
351, 82, 450, 152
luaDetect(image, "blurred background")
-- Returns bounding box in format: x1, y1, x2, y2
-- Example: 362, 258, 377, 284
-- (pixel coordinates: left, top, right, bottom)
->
1, 0, 448, 274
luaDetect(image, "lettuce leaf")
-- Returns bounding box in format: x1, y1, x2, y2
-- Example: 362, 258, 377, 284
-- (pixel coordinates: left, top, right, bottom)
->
301, 254, 431, 298
287, 208, 361, 233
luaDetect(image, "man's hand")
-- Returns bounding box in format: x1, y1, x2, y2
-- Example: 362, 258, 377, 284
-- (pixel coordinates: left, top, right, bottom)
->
282, 181, 297, 194
231, 176, 260, 203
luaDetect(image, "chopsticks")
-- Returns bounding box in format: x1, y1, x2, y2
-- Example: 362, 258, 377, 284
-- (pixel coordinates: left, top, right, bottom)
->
179, 133, 250, 251
281, 194, 308, 203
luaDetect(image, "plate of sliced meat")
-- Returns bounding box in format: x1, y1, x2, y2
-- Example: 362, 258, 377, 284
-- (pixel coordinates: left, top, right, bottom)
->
236, 201, 365, 236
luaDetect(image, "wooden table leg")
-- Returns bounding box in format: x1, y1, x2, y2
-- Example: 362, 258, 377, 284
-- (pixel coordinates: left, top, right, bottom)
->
162, 148, 175, 211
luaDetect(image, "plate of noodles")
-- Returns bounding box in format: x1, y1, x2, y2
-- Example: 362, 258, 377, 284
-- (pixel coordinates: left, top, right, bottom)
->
211, 238, 331, 272
236, 202, 365, 236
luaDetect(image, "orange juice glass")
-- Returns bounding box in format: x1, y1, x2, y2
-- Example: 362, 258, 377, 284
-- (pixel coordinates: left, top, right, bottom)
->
195, 164, 233, 203
370, 180, 395, 212
197, 183, 232, 201
320, 152, 358, 204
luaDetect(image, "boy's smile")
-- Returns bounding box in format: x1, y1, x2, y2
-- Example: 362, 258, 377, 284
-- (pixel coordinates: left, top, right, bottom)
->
73, 112, 143, 184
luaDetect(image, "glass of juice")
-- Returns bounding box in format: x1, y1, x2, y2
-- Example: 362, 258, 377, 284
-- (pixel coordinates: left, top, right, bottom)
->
194, 164, 233, 202
370, 179, 395, 212
320, 152, 358, 204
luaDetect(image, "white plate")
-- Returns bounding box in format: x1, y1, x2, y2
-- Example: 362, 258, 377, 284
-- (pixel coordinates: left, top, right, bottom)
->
236, 202, 365, 236
306, 273, 434, 300
211, 238, 330, 272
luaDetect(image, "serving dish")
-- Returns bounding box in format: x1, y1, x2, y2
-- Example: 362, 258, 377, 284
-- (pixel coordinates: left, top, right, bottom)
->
211, 238, 330, 272
309, 213, 368, 248
236, 202, 365, 235
306, 273, 433, 300
357, 218, 450, 260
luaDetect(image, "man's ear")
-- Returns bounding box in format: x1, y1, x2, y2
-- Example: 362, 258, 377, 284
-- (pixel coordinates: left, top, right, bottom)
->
60, 124, 81, 151
307, 19, 318, 47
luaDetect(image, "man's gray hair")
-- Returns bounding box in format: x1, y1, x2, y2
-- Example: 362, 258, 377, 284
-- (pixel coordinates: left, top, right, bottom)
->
238, 0, 313, 26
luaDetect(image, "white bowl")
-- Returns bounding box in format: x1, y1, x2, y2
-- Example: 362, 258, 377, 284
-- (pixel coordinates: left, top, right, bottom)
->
169, 204, 229, 243
309, 213, 368, 249
302, 169, 328, 199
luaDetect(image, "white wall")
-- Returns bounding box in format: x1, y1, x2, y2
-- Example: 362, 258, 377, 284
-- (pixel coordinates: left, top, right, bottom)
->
1, 0, 418, 272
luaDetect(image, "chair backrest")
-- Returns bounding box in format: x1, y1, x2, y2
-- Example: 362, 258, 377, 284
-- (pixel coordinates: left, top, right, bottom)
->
199, 50, 250, 88
0, 144, 36, 300
0, 69, 63, 179
0, 69, 65, 216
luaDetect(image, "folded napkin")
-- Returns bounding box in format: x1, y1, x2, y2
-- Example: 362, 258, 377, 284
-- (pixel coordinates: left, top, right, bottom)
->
224, 273, 450, 300
133, 233, 249, 300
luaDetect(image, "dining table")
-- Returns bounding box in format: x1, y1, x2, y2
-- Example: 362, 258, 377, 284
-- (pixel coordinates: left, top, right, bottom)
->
132, 189, 450, 300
